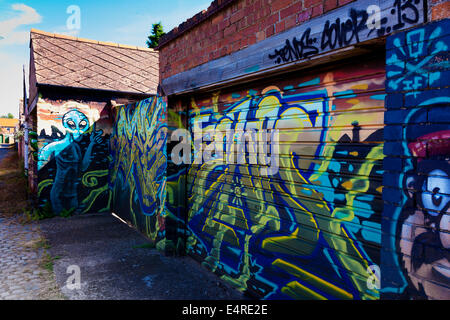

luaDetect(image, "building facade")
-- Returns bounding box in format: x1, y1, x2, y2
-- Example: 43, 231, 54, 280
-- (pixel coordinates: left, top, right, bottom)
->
27, 30, 159, 215
23, 0, 450, 300
0, 118, 19, 145
151, 0, 450, 300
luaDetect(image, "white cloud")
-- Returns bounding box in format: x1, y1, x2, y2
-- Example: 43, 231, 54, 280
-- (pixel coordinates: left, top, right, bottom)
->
0, 4, 40, 118
0, 3, 42, 45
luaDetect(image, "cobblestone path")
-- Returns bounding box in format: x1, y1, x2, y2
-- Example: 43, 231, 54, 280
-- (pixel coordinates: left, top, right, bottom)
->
0, 215, 64, 300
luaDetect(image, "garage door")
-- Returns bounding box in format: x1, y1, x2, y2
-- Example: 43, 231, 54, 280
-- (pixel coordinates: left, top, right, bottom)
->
186, 54, 385, 300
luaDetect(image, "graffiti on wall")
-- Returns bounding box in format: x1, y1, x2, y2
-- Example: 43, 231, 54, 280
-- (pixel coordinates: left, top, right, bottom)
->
37, 99, 112, 215
383, 19, 450, 300
166, 106, 190, 254
28, 129, 38, 192
109, 97, 168, 243
27, 114, 38, 193
269, 0, 425, 64
29, 130, 38, 161
183, 59, 386, 299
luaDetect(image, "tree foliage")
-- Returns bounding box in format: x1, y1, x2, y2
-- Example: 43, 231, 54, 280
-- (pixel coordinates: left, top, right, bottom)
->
146, 22, 165, 49
0, 113, 14, 119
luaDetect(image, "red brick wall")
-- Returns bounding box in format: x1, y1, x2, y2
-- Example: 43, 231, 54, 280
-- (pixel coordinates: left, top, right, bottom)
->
159, 0, 449, 81
159, 0, 356, 80
430, 0, 450, 21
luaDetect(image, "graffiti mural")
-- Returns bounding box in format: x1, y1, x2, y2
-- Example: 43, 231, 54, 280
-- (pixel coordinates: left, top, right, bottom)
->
383, 19, 450, 300
109, 97, 168, 243
166, 103, 190, 254
182, 57, 385, 299
28, 128, 38, 193
269, 0, 425, 64
37, 99, 112, 215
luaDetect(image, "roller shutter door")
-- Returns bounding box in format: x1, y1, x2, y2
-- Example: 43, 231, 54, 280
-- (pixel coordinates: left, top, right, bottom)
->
186, 54, 385, 300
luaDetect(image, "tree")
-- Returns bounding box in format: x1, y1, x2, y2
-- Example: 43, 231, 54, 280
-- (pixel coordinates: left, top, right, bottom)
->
146, 22, 165, 49
0, 113, 14, 119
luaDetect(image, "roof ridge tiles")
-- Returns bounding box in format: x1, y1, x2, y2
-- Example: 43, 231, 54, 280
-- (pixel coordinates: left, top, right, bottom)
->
30, 28, 156, 53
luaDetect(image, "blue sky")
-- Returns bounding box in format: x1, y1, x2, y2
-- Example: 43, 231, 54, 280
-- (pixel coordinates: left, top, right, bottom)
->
0, 0, 212, 117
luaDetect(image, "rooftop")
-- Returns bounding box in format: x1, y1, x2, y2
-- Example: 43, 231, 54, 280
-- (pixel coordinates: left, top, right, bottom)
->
0, 118, 19, 127
30, 29, 159, 95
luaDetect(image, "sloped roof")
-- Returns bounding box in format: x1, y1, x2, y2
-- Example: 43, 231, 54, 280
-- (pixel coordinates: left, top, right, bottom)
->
0, 118, 19, 128
30, 29, 159, 95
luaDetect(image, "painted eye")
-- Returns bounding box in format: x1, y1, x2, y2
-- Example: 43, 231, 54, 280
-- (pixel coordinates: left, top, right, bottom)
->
79, 120, 87, 129
67, 120, 76, 130
422, 169, 449, 215
432, 188, 443, 207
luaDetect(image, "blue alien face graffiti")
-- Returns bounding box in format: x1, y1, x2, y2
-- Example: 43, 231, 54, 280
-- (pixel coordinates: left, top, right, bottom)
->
62, 110, 90, 142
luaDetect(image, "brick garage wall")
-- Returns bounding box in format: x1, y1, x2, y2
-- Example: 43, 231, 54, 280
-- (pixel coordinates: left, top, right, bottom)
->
430, 0, 450, 22
159, 0, 358, 80
159, 0, 450, 81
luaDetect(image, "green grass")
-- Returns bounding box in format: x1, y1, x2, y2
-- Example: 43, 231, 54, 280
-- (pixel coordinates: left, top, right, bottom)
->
22, 202, 75, 223
33, 237, 51, 250
40, 252, 61, 272
0, 151, 29, 218
132, 242, 156, 249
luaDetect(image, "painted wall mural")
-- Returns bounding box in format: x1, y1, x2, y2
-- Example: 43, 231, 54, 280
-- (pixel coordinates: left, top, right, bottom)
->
37, 98, 112, 215
382, 19, 450, 300
183, 57, 386, 300
269, 0, 426, 65
28, 113, 38, 194
166, 103, 189, 254
27, 18, 447, 301
109, 97, 168, 244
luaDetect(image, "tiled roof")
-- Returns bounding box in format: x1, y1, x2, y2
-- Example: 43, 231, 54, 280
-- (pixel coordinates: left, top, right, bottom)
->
30, 29, 159, 95
0, 119, 19, 128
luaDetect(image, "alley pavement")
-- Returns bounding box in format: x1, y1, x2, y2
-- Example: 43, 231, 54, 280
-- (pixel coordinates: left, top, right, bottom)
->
0, 148, 12, 163
0, 148, 243, 300
0, 148, 63, 300
38, 212, 245, 300
0, 215, 63, 300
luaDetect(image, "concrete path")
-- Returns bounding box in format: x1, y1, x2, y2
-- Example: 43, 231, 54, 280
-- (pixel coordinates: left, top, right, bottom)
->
39, 213, 245, 300
0, 215, 64, 300
0, 148, 12, 163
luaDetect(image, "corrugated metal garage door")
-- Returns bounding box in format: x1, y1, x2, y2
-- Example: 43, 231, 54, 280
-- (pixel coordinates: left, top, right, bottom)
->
185, 54, 385, 300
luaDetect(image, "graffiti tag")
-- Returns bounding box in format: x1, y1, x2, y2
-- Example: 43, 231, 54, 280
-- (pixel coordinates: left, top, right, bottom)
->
269, 0, 424, 64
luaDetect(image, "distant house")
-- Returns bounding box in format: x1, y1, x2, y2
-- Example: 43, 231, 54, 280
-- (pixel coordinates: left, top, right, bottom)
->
27, 29, 159, 214
0, 118, 19, 144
